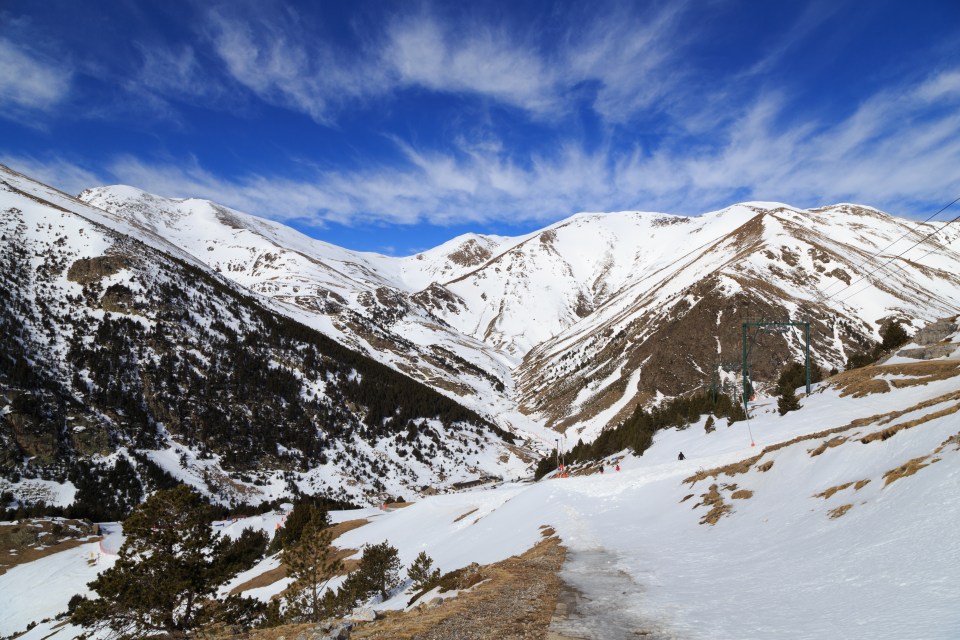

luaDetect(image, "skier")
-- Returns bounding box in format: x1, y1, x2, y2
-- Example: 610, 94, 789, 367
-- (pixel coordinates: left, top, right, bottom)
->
678, 451, 686, 461
599, 465, 604, 474
615, 463, 620, 471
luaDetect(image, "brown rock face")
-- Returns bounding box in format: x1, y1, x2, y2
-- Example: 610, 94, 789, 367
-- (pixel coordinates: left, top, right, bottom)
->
67, 255, 130, 284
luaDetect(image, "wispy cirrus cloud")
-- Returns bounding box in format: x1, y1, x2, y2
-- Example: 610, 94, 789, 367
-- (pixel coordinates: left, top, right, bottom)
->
198, 2, 687, 125
6, 64, 960, 237
0, 37, 71, 119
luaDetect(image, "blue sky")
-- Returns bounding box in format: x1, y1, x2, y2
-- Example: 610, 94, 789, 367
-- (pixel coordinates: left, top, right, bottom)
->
2, 1, 959, 255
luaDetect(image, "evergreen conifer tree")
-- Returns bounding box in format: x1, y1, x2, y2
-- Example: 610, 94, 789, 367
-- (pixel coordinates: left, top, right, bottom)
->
282, 514, 343, 623
72, 485, 221, 637
407, 550, 441, 592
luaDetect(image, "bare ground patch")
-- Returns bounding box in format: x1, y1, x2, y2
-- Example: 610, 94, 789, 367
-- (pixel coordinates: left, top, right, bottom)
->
686, 389, 960, 485
350, 533, 567, 640
828, 504, 853, 519
694, 484, 733, 525
832, 361, 960, 398
814, 482, 854, 500
453, 508, 479, 523
0, 519, 99, 576
882, 456, 939, 487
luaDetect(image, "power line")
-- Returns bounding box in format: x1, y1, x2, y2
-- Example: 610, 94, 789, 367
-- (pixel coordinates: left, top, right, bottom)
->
832, 209, 960, 306
833, 209, 960, 305
818, 195, 960, 299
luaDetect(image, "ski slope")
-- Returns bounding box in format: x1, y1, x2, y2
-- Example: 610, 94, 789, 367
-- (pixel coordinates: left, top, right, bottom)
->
4, 339, 960, 639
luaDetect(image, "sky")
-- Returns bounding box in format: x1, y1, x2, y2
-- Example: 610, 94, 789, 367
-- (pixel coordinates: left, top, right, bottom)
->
1, 0, 959, 255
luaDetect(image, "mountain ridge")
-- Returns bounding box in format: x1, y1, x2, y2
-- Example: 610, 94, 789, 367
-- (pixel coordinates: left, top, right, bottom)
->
77, 180, 960, 444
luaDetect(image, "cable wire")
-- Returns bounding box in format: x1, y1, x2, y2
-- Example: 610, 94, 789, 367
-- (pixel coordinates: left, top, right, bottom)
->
824, 207, 960, 305
818, 195, 960, 297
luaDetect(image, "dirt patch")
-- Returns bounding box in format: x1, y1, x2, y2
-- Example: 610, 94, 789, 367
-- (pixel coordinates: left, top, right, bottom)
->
731, 489, 753, 500
453, 508, 479, 523
351, 535, 567, 639
854, 479, 871, 491
828, 504, 853, 519
756, 460, 774, 472
860, 401, 960, 445
882, 456, 939, 487
814, 482, 854, 500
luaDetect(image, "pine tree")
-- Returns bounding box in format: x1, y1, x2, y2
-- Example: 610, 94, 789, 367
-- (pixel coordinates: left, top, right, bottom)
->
72, 485, 221, 638
407, 551, 441, 592
704, 415, 716, 433
283, 514, 343, 623
358, 541, 402, 601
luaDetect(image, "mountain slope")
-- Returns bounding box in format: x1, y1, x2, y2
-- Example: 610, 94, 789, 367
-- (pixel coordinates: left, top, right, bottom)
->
0, 165, 529, 508
6, 324, 960, 639
77, 187, 960, 446
78, 185, 544, 437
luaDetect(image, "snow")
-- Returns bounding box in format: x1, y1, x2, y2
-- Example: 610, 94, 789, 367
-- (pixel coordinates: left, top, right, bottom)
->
3, 354, 960, 638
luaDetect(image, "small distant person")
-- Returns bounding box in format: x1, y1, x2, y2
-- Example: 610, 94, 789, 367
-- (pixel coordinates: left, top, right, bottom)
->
678, 452, 686, 461
599, 465, 604, 474
615, 463, 620, 471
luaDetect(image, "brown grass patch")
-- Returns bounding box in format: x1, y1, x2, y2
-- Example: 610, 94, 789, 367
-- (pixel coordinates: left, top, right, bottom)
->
695, 484, 733, 525
828, 504, 853, 519
860, 401, 960, 445
453, 508, 479, 523
854, 479, 871, 490
814, 482, 853, 500
882, 456, 938, 487
756, 461, 774, 472
934, 431, 960, 453
832, 361, 960, 398
731, 489, 753, 500
349, 536, 566, 639
385, 502, 415, 509
809, 436, 848, 457
680, 493, 695, 503
539, 525, 556, 538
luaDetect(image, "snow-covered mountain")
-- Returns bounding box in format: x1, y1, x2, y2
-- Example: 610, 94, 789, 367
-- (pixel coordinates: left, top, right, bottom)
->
6, 321, 960, 639
0, 164, 530, 507
80, 186, 960, 444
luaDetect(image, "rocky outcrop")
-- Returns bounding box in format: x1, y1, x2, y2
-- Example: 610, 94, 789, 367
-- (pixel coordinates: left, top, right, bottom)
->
897, 344, 958, 360
914, 317, 959, 345
66, 255, 130, 284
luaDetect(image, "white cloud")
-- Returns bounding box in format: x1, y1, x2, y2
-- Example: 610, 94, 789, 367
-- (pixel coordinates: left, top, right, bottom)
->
7, 64, 959, 234
0, 38, 71, 115
199, 4, 687, 124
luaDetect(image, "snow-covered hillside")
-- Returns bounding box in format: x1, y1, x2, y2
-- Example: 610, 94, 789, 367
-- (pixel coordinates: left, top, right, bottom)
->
0, 164, 532, 508
7, 326, 959, 639
81, 185, 960, 445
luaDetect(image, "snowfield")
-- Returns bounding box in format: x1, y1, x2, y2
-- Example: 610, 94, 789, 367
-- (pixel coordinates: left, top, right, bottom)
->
4, 343, 959, 639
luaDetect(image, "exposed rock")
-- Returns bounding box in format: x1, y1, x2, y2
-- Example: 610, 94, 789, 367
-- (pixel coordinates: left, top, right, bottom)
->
897, 344, 957, 360
348, 608, 378, 622
914, 318, 958, 345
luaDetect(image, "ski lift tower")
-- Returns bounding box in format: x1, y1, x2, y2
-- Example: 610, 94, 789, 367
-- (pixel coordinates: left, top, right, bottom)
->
742, 319, 811, 412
